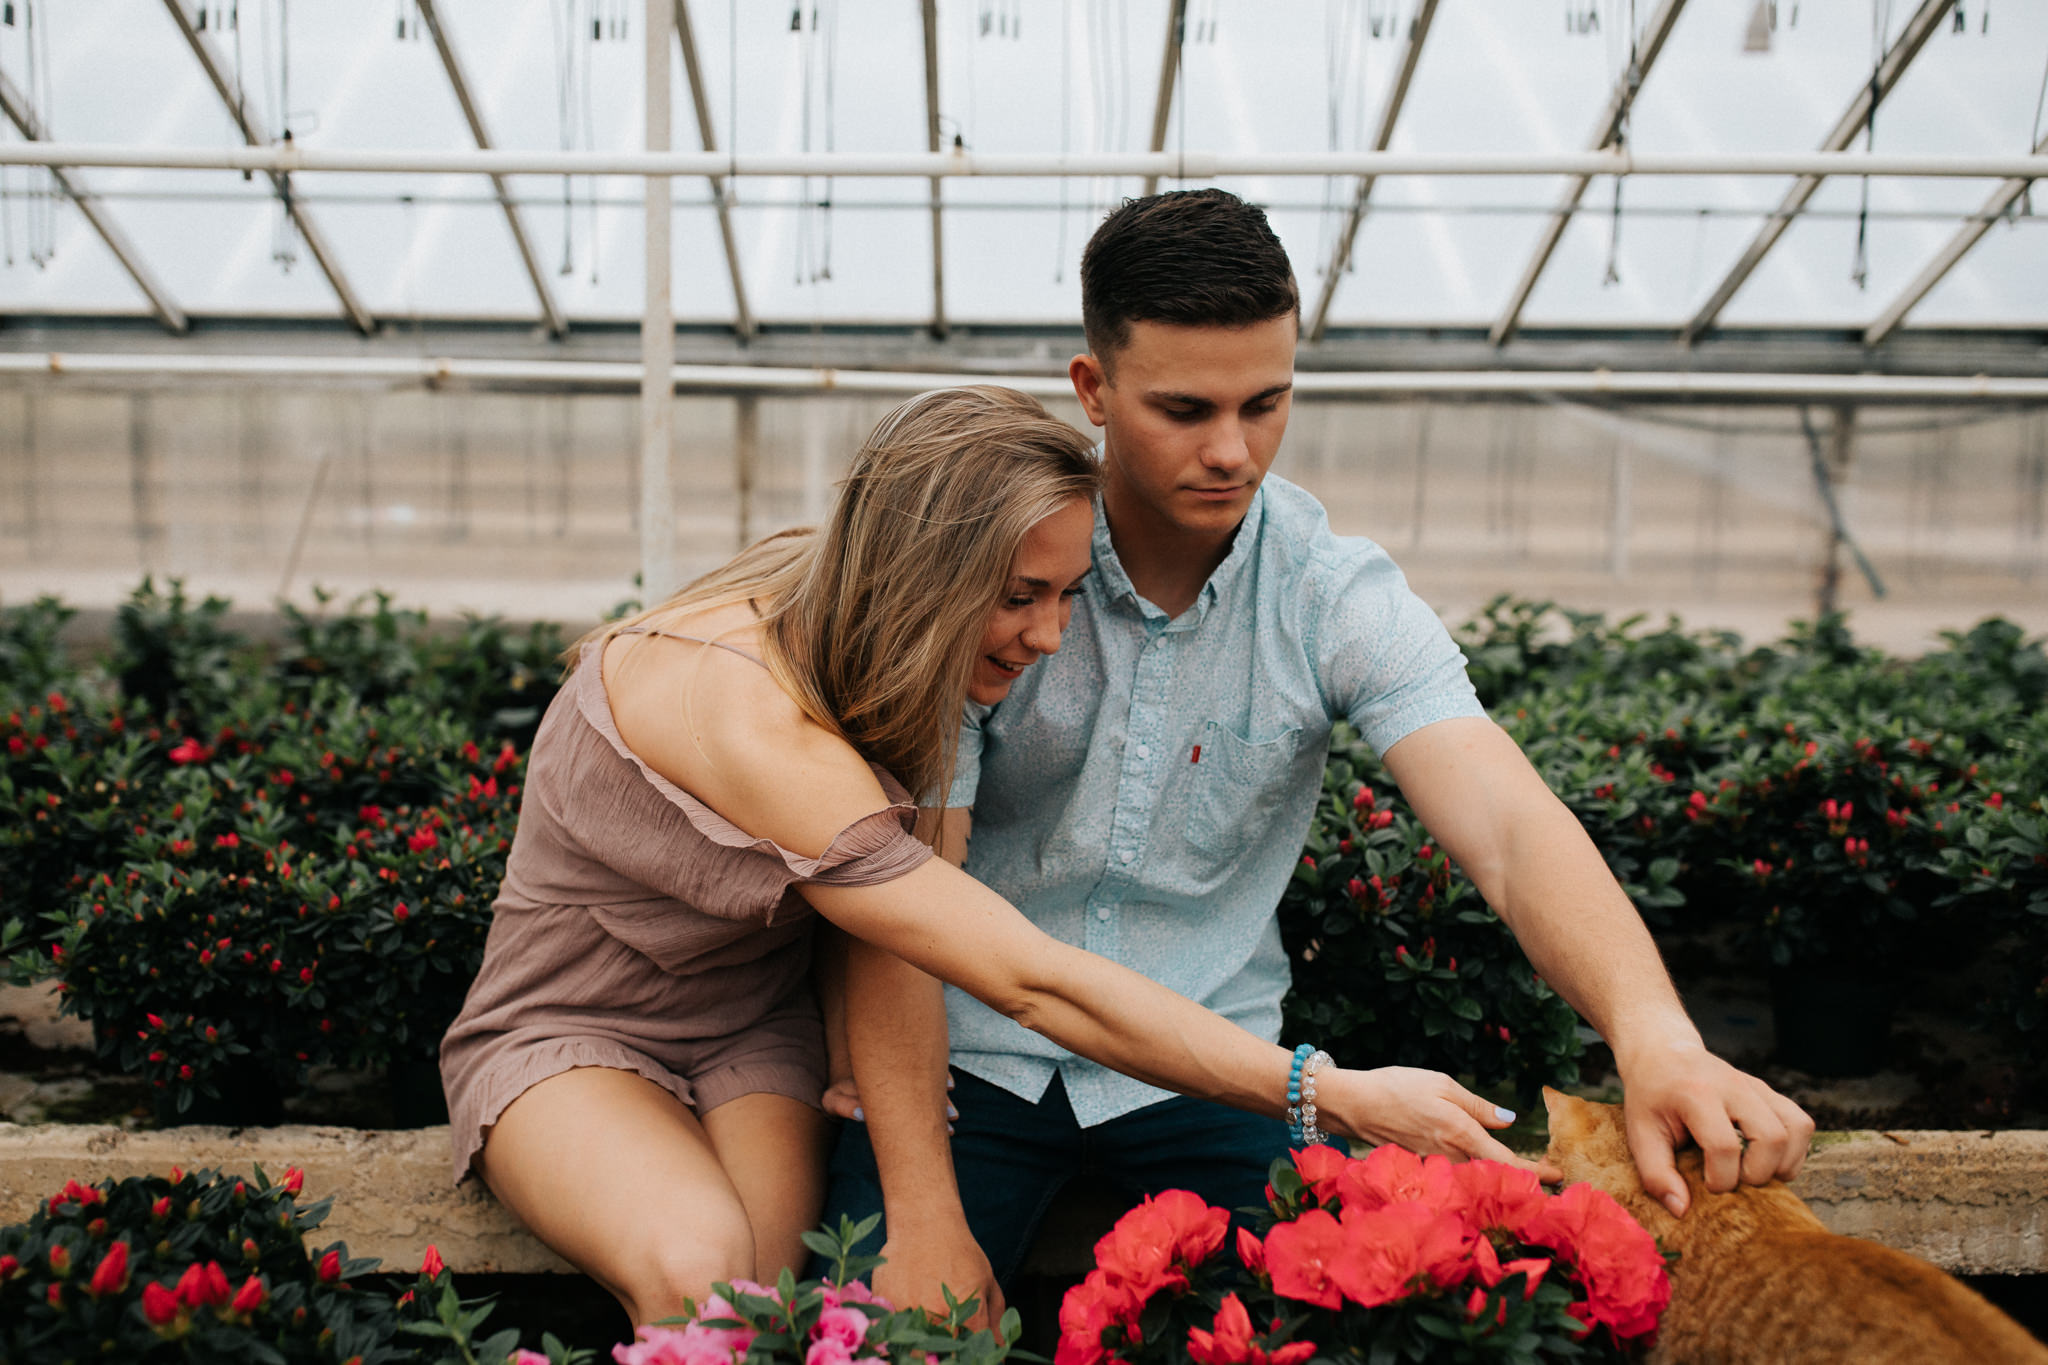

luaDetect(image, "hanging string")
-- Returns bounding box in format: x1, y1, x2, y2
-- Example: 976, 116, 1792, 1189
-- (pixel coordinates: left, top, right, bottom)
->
1602, 0, 1638, 287
1850, 0, 1888, 291
1054, 0, 1071, 281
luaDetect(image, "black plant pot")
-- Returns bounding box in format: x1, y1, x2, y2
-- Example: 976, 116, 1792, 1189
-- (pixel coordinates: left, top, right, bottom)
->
1769, 965, 1896, 1077
154, 1072, 288, 1129
387, 1058, 451, 1128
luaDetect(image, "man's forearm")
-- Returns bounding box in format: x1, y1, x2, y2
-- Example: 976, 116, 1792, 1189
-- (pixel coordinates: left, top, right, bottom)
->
844, 935, 970, 1228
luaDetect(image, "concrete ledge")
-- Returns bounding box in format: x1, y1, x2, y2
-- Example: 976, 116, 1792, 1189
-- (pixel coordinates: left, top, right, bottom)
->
2, 1123, 2044, 1277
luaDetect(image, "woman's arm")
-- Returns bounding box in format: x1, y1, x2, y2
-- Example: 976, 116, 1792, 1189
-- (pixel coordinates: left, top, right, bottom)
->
607, 640, 1541, 1165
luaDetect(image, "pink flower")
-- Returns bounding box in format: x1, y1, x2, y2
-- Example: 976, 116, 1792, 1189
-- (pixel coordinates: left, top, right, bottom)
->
510, 1354, 551, 1365
811, 1304, 869, 1354
805, 1339, 856, 1365
167, 738, 212, 765
1187, 1292, 1318, 1365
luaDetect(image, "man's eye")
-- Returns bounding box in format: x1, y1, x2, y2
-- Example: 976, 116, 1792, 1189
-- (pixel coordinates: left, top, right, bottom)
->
1247, 399, 1281, 416
1165, 408, 1203, 422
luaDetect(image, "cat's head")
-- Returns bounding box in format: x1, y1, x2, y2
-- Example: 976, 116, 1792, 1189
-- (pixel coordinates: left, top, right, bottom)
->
1541, 1087, 1680, 1237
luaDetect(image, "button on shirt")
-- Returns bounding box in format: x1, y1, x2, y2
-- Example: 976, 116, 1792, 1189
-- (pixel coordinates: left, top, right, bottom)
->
944, 474, 1486, 1127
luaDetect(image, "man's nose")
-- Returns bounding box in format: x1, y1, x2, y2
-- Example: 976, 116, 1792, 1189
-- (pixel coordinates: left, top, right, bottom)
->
1201, 417, 1253, 475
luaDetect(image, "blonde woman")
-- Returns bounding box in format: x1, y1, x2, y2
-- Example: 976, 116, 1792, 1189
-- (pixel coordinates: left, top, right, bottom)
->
441, 386, 1535, 1327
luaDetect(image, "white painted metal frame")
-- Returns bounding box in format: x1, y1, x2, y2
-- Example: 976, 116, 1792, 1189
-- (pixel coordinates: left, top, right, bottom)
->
158, 0, 375, 335
673, 0, 754, 340
1305, 0, 1439, 344
1678, 0, 1955, 345
8, 146, 2041, 179
921, 0, 946, 339
640, 0, 675, 600
1140, 0, 1188, 199
1864, 127, 2048, 345
1487, 0, 1686, 348
7, 350, 2048, 402
0, 67, 187, 334
415, 0, 567, 337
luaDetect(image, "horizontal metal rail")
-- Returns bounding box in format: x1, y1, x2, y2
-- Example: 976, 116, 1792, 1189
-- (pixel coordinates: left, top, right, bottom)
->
0, 146, 2045, 180
4, 351, 2047, 401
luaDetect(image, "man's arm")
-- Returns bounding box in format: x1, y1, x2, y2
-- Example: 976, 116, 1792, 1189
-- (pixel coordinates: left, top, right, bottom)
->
1381, 717, 1816, 1217
841, 807, 1004, 1327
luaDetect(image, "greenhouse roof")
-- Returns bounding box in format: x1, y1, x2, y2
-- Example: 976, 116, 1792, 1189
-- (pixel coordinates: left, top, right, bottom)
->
1, 0, 2046, 353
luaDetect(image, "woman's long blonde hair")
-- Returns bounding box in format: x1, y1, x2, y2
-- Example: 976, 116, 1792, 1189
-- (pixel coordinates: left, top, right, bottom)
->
584, 386, 1101, 807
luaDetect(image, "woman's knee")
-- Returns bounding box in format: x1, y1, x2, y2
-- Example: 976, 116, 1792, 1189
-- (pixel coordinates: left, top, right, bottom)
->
624, 1223, 758, 1324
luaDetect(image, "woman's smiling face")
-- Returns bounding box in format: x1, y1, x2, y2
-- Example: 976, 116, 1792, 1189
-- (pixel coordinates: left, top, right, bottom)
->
967, 495, 1096, 706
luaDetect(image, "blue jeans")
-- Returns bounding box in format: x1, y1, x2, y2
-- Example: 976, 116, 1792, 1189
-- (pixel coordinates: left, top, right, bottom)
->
821, 1069, 1293, 1289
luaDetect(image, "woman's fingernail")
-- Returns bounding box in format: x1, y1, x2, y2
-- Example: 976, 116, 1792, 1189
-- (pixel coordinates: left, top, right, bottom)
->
1664, 1193, 1685, 1216
1495, 1106, 1516, 1124
946, 1073, 956, 1090
946, 1104, 959, 1120
852, 1107, 865, 1122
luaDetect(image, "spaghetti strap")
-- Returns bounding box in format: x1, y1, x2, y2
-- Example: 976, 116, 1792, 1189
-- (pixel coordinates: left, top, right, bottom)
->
615, 625, 768, 669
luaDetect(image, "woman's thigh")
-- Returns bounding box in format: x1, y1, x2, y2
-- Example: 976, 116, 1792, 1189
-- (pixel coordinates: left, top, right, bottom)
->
701, 1091, 834, 1283
477, 1066, 781, 1323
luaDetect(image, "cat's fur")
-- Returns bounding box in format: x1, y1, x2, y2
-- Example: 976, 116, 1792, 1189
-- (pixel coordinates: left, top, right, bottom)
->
1540, 1088, 2048, 1364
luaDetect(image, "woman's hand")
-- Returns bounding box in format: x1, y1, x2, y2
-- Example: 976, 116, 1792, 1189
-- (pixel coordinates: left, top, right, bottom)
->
1321, 1065, 1562, 1179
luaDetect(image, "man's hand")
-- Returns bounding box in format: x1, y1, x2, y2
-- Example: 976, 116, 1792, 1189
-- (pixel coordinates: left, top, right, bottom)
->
873, 1218, 1005, 1333
1616, 1040, 1815, 1217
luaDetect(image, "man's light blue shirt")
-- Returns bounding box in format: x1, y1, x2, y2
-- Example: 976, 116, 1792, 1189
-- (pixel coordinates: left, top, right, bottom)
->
945, 473, 1486, 1127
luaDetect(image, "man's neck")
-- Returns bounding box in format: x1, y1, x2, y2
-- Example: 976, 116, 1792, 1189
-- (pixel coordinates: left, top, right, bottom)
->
1100, 474, 1242, 621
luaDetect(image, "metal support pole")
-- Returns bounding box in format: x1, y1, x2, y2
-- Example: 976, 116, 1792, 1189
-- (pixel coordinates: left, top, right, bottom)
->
1305, 0, 1439, 343
735, 392, 758, 550
1488, 0, 1686, 348
1140, 0, 1188, 198
159, 0, 375, 335
920, 0, 946, 339
1865, 126, 2048, 346
641, 0, 676, 602
674, 0, 755, 340
1680, 0, 1954, 345
0, 68, 187, 334
415, 0, 567, 337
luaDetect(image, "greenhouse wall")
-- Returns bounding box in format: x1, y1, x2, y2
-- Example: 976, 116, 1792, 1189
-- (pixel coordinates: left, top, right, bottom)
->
1, 383, 2041, 648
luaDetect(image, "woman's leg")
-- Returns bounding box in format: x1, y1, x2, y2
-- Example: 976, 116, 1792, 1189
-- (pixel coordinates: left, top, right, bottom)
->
475, 1067, 825, 1324
700, 1092, 834, 1282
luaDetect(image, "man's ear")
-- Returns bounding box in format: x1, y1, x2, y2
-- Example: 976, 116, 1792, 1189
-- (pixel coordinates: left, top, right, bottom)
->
1069, 352, 1110, 428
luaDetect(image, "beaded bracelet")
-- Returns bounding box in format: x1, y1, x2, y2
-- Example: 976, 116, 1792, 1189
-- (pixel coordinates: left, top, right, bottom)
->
1285, 1044, 1334, 1146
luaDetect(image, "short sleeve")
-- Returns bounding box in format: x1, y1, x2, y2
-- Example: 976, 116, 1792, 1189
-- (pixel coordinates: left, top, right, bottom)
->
1311, 540, 1485, 756
943, 702, 989, 808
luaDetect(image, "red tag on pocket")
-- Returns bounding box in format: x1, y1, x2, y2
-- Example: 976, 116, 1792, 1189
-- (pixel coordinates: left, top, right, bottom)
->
1191, 745, 1202, 764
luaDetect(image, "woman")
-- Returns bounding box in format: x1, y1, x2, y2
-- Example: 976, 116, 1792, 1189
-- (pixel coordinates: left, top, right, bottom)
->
441, 386, 1524, 1326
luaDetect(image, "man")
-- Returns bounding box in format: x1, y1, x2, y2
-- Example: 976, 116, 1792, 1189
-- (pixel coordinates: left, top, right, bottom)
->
821, 189, 1813, 1323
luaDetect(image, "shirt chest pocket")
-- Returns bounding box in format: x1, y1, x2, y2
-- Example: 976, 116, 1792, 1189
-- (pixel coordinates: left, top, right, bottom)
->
1185, 721, 1305, 855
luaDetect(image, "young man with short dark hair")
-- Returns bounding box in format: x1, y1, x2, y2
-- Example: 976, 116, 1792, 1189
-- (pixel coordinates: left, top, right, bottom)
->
823, 189, 1813, 1324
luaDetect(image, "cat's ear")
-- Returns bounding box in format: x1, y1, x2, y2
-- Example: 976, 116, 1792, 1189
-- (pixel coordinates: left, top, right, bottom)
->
1540, 1086, 1571, 1122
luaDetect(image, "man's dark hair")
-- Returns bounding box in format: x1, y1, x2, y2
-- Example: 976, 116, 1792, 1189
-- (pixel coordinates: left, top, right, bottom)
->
1079, 189, 1299, 365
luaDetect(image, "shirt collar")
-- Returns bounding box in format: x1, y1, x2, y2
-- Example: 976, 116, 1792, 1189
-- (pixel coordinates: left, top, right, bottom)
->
1089, 481, 1267, 630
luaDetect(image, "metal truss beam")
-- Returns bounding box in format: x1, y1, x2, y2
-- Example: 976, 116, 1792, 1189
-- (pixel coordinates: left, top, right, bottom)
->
415, 0, 565, 337
921, 0, 946, 339
1140, 0, 1188, 199
1865, 126, 2048, 346
1679, 0, 1953, 346
1488, 0, 1686, 348
0, 67, 187, 334
160, 0, 374, 334
1305, 0, 1439, 343
674, 0, 754, 340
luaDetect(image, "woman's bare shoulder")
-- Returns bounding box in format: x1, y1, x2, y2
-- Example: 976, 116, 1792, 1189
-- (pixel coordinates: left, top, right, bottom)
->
600, 610, 890, 858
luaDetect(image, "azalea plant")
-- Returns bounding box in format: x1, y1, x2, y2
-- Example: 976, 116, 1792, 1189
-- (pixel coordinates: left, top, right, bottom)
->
1057, 1145, 1670, 1365
615, 1216, 1020, 1365
0, 1164, 576, 1364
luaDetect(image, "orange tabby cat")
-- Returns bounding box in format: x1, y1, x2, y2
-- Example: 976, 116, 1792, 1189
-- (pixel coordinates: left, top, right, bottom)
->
1540, 1088, 2048, 1364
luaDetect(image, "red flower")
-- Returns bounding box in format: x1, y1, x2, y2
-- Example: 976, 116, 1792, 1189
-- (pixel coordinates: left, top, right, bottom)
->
1451, 1159, 1548, 1235
152, 1196, 171, 1218
47, 1243, 72, 1275
281, 1168, 304, 1196
174, 1261, 232, 1308
230, 1274, 267, 1316
421, 1244, 446, 1277
317, 1250, 342, 1283
408, 829, 438, 853
1235, 1226, 1266, 1274
1326, 1202, 1473, 1308
88, 1242, 130, 1297
1290, 1144, 1350, 1204
1186, 1292, 1317, 1365
142, 1279, 184, 1327
393, 902, 411, 922
1332, 1144, 1457, 1214
167, 738, 213, 765
1055, 1269, 1141, 1365
1262, 1208, 1346, 1309
47, 1282, 63, 1308
1091, 1191, 1224, 1304
1367, 809, 1393, 830
1520, 1182, 1669, 1341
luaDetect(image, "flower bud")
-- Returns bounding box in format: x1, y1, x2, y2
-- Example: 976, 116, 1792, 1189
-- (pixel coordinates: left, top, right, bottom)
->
88, 1241, 130, 1297
230, 1274, 266, 1316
